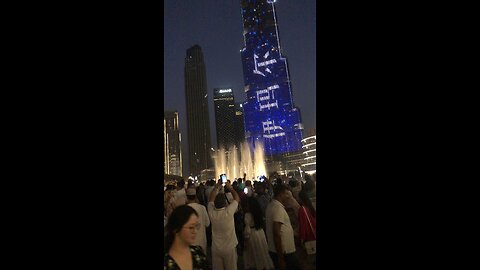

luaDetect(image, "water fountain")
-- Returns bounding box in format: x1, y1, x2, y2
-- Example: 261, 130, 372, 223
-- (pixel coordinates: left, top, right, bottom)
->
213, 141, 267, 181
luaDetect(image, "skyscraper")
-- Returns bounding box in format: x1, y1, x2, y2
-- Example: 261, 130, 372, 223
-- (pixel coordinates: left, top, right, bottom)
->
184, 45, 212, 176
240, 0, 304, 159
213, 88, 236, 150
301, 128, 316, 175
164, 111, 183, 176
234, 102, 245, 149
164, 118, 167, 176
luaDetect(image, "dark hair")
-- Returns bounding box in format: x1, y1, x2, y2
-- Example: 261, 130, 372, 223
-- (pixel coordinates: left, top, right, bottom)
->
196, 187, 205, 204
165, 205, 198, 252
304, 179, 315, 192
214, 193, 227, 209
275, 178, 283, 186
273, 184, 288, 197
289, 180, 297, 188
177, 180, 185, 188
299, 189, 316, 218
247, 197, 264, 230
166, 184, 176, 191
187, 194, 196, 201
257, 181, 266, 189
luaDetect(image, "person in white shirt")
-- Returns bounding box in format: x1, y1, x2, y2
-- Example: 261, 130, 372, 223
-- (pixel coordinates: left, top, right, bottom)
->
174, 180, 187, 207
207, 180, 240, 270
265, 184, 301, 270
164, 184, 177, 219
204, 180, 215, 205
284, 186, 301, 240
186, 188, 210, 255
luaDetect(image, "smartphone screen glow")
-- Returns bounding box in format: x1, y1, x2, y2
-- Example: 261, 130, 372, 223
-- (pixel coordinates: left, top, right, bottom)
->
221, 174, 226, 186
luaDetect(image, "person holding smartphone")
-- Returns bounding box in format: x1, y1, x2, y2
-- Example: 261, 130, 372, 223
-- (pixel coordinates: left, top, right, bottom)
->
221, 174, 227, 186
237, 176, 245, 191
265, 184, 300, 270
207, 179, 240, 270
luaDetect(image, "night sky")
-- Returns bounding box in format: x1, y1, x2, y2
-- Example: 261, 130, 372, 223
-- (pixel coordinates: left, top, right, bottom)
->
164, 0, 316, 176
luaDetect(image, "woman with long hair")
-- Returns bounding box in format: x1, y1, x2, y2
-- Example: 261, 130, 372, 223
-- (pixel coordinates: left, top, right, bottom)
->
243, 196, 274, 270
164, 205, 209, 270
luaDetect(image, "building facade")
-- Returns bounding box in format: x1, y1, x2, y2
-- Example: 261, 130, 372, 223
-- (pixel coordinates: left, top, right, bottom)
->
301, 128, 316, 175
234, 102, 245, 149
164, 111, 183, 177
240, 0, 304, 158
184, 45, 212, 176
213, 88, 236, 150
284, 150, 305, 173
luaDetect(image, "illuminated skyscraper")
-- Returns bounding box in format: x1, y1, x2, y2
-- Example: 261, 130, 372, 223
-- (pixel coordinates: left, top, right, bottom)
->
240, 0, 303, 158
185, 45, 212, 176
164, 111, 183, 176
301, 128, 316, 175
234, 102, 245, 149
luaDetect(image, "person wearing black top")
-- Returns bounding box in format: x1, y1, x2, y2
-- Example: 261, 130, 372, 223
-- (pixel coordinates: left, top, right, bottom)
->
164, 205, 209, 270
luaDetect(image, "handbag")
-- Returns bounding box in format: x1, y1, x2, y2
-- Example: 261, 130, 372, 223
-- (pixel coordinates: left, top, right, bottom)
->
302, 206, 316, 255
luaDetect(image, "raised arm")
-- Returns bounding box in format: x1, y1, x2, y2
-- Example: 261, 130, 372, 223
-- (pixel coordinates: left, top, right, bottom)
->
208, 180, 222, 202
266, 176, 273, 189
225, 181, 240, 202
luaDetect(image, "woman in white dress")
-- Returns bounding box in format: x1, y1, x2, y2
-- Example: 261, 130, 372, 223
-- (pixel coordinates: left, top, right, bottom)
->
243, 196, 274, 270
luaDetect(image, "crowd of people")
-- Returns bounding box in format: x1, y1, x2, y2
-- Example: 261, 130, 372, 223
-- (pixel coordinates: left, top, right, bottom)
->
164, 173, 317, 270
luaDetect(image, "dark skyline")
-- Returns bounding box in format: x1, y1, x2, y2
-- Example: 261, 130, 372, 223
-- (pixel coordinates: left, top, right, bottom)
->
164, 0, 316, 175
213, 88, 236, 150
164, 111, 182, 177
184, 45, 212, 176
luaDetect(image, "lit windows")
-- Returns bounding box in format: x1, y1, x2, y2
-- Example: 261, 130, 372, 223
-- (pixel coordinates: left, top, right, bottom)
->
240, 0, 303, 155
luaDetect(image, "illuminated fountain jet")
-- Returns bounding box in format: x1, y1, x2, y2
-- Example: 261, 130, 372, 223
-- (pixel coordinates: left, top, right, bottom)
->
213, 141, 266, 181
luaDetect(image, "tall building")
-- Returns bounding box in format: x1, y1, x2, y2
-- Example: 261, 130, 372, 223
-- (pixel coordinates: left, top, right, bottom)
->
234, 102, 245, 149
301, 128, 316, 175
213, 88, 236, 150
164, 119, 167, 175
164, 111, 183, 177
184, 45, 212, 176
239, 0, 304, 159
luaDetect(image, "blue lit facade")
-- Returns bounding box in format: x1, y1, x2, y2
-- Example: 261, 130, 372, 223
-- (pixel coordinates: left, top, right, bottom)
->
240, 0, 303, 156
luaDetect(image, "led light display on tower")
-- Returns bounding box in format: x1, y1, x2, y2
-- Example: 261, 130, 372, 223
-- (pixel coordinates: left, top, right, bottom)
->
240, 0, 303, 156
